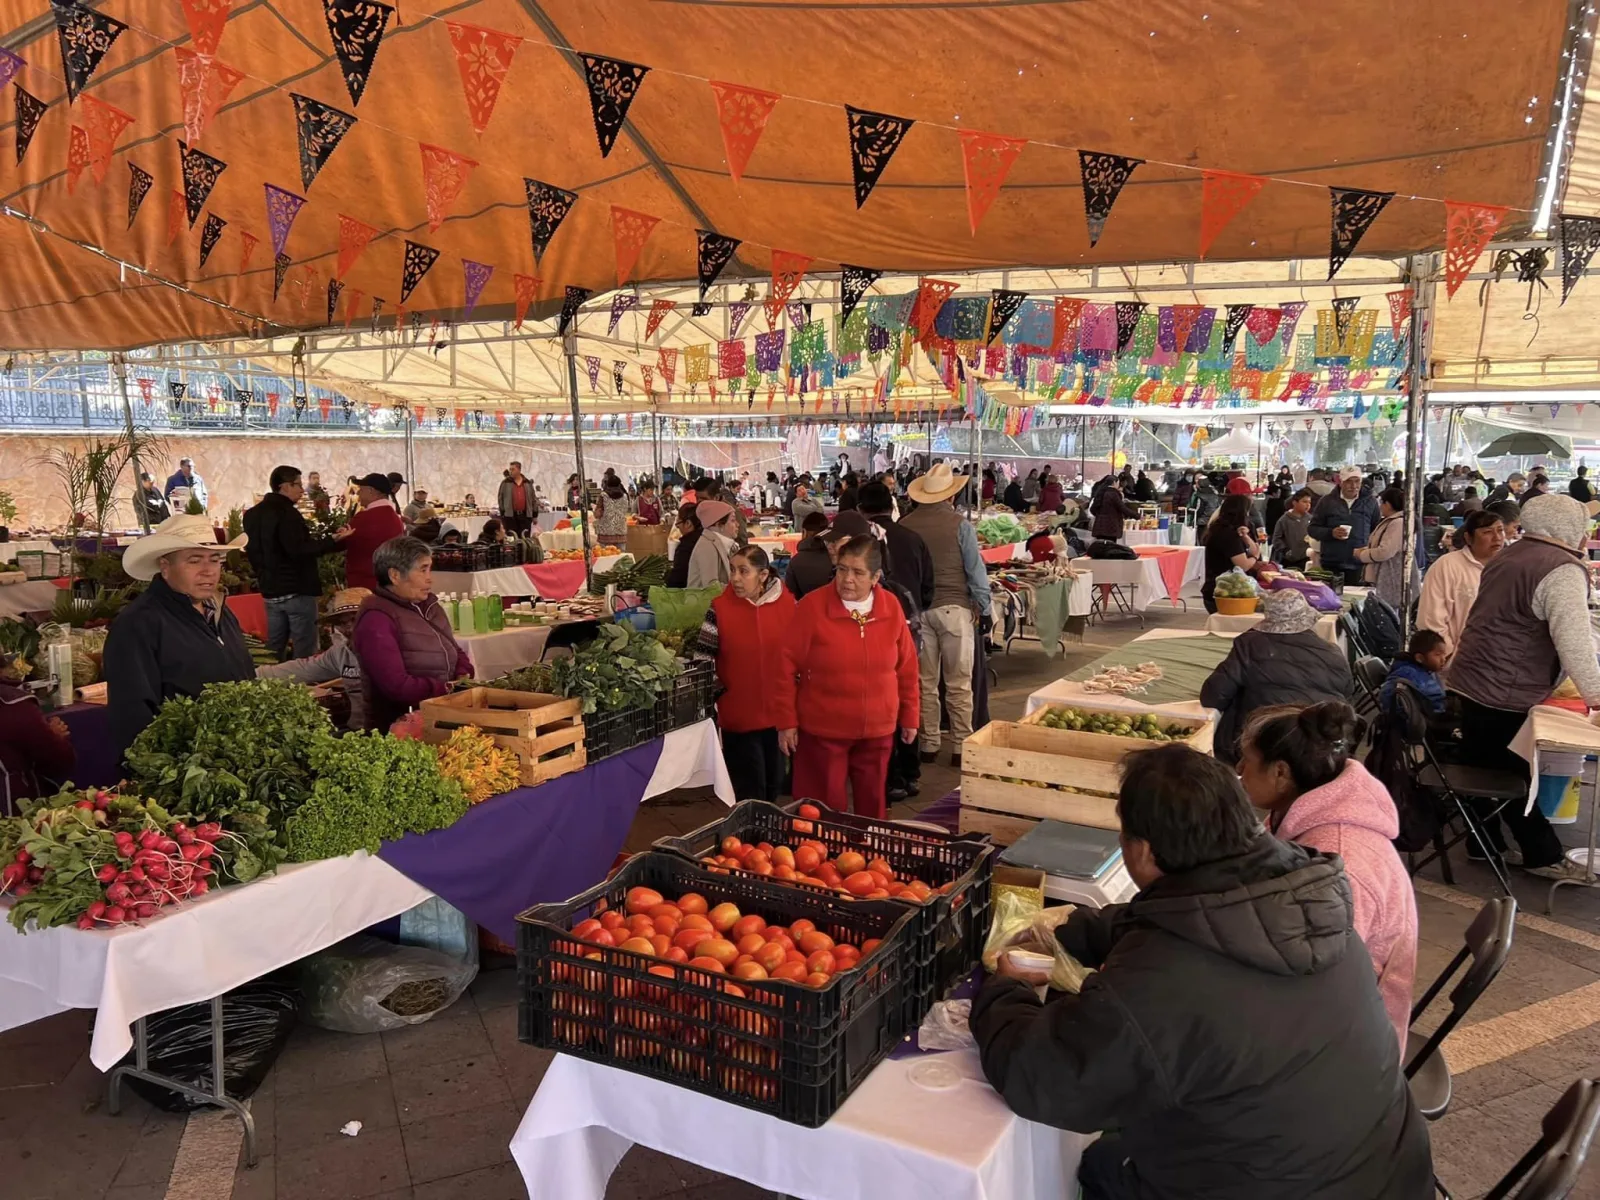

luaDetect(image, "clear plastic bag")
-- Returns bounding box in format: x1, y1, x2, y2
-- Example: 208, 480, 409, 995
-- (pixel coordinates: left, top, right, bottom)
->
299, 933, 478, 1033
980, 891, 1095, 994
917, 998, 975, 1052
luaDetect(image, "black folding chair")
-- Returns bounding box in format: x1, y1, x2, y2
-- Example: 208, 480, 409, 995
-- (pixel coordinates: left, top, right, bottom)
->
1391, 681, 1518, 897
1338, 609, 1370, 665
1406, 896, 1517, 1121
1482, 1077, 1600, 1199
1353, 655, 1389, 720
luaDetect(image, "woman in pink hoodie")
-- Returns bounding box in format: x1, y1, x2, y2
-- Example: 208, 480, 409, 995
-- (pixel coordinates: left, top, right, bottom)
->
1237, 701, 1417, 1050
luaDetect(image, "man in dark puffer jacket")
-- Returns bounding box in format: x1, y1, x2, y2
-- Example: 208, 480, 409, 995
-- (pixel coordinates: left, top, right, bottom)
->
1200, 589, 1353, 762
972, 745, 1432, 1200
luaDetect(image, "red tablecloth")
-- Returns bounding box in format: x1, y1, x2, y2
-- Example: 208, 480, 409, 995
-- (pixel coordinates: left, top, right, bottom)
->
523, 560, 587, 600
980, 543, 1021, 564
1132, 545, 1188, 605
225, 592, 268, 638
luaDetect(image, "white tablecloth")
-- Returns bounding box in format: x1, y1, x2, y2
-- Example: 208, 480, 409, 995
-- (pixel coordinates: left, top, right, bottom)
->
0, 539, 61, 563
459, 625, 556, 678
438, 514, 491, 542
0, 579, 63, 619
1205, 611, 1340, 646
1121, 527, 1194, 547
433, 566, 541, 596
540, 529, 587, 552
1510, 705, 1600, 817
1083, 558, 1166, 613
510, 1050, 1084, 1200
0, 853, 431, 1069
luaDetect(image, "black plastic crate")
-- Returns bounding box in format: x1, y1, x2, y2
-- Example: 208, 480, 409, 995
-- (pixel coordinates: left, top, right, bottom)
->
654, 800, 994, 1023
516, 852, 915, 1126
581, 661, 715, 762
666, 658, 716, 727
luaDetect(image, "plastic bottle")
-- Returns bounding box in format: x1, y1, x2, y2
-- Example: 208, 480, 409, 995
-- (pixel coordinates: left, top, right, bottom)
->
459, 589, 478, 634
444, 593, 459, 630
488, 593, 504, 631
472, 591, 490, 633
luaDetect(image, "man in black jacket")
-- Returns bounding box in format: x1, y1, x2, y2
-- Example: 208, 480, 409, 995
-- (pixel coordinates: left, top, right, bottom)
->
972, 745, 1431, 1200
1199, 588, 1352, 762
783, 511, 835, 599
242, 465, 339, 661
104, 515, 257, 763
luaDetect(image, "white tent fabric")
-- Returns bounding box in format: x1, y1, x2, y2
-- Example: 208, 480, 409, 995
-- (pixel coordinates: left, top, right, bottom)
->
1197, 427, 1276, 460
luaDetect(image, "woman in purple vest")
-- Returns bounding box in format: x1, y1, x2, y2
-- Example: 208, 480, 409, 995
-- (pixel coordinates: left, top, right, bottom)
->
351, 536, 474, 732
1447, 493, 1599, 880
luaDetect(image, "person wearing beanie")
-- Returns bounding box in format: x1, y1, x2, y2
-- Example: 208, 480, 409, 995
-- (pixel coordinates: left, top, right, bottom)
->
340, 473, 406, 591
686, 499, 737, 588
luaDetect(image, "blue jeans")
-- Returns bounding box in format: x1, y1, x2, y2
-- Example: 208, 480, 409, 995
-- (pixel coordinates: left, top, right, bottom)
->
265, 594, 320, 661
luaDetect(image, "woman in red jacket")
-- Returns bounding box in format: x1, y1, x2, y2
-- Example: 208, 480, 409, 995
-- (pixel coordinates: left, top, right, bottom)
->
340, 472, 405, 591
775, 535, 920, 818
696, 546, 796, 802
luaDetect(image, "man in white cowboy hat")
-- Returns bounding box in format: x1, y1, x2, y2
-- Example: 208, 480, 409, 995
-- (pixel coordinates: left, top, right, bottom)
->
898, 462, 992, 767
102, 514, 256, 762
258, 587, 370, 730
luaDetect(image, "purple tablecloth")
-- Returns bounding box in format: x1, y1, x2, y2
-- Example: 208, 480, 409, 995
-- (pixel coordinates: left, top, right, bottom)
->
57, 702, 121, 789
377, 736, 668, 945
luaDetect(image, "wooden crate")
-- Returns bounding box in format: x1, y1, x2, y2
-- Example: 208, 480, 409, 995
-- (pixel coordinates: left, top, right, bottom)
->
1018, 702, 1214, 761
959, 706, 1214, 845
420, 687, 586, 787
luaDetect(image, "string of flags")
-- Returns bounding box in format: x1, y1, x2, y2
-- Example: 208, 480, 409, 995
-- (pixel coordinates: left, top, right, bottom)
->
0, 0, 1578, 342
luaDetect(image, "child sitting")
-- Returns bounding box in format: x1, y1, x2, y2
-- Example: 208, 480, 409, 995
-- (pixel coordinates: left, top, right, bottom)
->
1381, 628, 1447, 714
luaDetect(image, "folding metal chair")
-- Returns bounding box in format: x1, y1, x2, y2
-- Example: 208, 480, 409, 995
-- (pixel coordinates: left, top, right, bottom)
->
1391, 681, 1518, 897
1407, 896, 1517, 1122
1353, 654, 1389, 720
1479, 1077, 1600, 1199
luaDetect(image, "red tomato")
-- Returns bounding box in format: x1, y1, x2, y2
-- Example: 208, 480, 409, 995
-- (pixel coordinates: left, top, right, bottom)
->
805, 950, 836, 975
688, 956, 727, 974
650, 933, 672, 956
572, 918, 603, 940
599, 911, 626, 931
798, 930, 835, 955
618, 936, 657, 956
815, 864, 842, 888
720, 836, 742, 856
677, 892, 709, 915
867, 857, 894, 881
680, 913, 713, 932
665, 945, 689, 963
744, 850, 770, 872
861, 938, 882, 956
733, 954, 754, 968
803, 972, 831, 988
763, 926, 793, 946
867, 871, 890, 891
732, 961, 769, 981
865, 889, 889, 900
736, 933, 767, 957
794, 845, 822, 873
789, 918, 816, 941
798, 803, 822, 820
771, 960, 809, 982
647, 903, 682, 922
832, 945, 860, 969
773, 865, 796, 880
835, 851, 866, 876
627, 914, 656, 934
771, 845, 796, 870
698, 938, 740, 966
708, 903, 742, 934
842, 871, 878, 897
755, 942, 788, 973
731, 915, 768, 941
587, 928, 617, 947
626, 887, 664, 915
673, 927, 715, 952
784, 949, 807, 965
652, 916, 680, 938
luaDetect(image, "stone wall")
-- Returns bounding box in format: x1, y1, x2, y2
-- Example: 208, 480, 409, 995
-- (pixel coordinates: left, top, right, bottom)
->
0, 431, 785, 528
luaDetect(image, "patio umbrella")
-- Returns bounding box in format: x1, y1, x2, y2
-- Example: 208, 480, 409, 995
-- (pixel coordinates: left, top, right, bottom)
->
1477, 431, 1571, 458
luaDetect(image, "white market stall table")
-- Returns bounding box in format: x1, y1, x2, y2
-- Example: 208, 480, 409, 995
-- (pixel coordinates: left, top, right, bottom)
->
0, 579, 65, 619
0, 539, 64, 564
1121, 526, 1194, 547
433, 566, 542, 597
458, 620, 603, 679
511, 1049, 1086, 1200
438, 513, 491, 541
1509, 705, 1600, 913
1204, 610, 1341, 646
0, 852, 432, 1163
1026, 630, 1237, 712
1082, 557, 1167, 624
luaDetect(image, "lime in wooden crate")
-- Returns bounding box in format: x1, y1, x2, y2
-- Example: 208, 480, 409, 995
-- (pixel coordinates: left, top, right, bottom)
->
420, 687, 586, 787
959, 702, 1215, 845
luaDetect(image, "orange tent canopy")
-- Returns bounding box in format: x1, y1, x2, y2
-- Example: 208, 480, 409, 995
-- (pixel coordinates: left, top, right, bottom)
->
0, 0, 1566, 349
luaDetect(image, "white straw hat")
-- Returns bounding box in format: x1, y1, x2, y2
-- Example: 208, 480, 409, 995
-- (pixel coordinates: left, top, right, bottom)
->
122, 514, 244, 581
907, 462, 969, 504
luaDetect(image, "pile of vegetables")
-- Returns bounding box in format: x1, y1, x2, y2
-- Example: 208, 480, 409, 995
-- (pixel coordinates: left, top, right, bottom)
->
283, 732, 468, 861
434, 726, 520, 803
0, 617, 40, 678
1035, 706, 1193, 741
976, 514, 1029, 548
0, 789, 263, 932
495, 624, 684, 716
1212, 568, 1260, 599
605, 553, 670, 592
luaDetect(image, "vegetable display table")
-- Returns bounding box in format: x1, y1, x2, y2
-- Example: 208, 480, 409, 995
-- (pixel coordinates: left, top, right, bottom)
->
1026, 630, 1236, 711
457, 624, 556, 679
1204, 610, 1340, 646
511, 1050, 1086, 1200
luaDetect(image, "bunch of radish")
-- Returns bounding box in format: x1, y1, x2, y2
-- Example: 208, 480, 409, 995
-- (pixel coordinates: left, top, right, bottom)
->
81, 818, 225, 929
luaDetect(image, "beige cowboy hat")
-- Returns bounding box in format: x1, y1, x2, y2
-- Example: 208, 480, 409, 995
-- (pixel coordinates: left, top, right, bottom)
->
122, 513, 245, 581
320, 587, 372, 622
908, 462, 969, 504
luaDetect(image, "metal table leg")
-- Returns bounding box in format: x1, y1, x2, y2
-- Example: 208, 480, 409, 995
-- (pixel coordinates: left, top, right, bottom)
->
1548, 758, 1600, 916
105, 995, 259, 1167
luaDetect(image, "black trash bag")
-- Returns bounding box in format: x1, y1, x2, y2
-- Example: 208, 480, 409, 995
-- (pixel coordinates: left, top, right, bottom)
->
109, 975, 302, 1112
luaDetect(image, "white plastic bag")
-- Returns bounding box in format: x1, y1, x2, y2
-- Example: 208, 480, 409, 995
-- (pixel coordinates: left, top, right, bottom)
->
917, 999, 975, 1052
299, 934, 478, 1033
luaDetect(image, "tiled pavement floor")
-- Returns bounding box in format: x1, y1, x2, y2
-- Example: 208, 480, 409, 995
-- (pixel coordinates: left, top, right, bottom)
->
5, 607, 1600, 1198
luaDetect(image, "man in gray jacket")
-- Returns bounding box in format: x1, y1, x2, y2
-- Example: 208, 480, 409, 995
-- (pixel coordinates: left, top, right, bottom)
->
497, 461, 539, 539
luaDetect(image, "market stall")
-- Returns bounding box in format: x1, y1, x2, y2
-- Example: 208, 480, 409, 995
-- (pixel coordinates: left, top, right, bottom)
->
1131, 545, 1205, 607
1027, 630, 1237, 710
456, 619, 597, 679
0, 580, 65, 621
511, 1050, 1086, 1200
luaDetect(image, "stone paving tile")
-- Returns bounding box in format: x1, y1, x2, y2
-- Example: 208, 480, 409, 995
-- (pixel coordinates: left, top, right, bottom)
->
412, 1161, 529, 1199
381, 1004, 491, 1073
271, 1026, 390, 1097
400, 1099, 521, 1185
391, 1054, 513, 1125
470, 966, 522, 1012
0, 1008, 92, 1089
103, 1185, 167, 1200
108, 1113, 186, 1187
232, 1154, 276, 1200
273, 1125, 411, 1200
273, 1074, 398, 1146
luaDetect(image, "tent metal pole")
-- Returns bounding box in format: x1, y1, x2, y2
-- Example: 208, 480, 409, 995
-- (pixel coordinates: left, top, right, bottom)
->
563, 334, 596, 595
112, 354, 151, 534
969, 404, 980, 516
1398, 254, 1436, 640
1080, 417, 1087, 482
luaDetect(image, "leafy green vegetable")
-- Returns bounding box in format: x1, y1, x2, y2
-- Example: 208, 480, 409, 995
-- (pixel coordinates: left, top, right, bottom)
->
977, 514, 1029, 548
546, 622, 683, 715
283, 733, 468, 861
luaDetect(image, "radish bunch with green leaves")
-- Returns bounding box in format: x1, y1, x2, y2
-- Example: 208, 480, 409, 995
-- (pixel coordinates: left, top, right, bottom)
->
0, 788, 257, 933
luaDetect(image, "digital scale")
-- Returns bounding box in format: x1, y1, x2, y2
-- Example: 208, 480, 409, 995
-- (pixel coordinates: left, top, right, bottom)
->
1000, 819, 1139, 909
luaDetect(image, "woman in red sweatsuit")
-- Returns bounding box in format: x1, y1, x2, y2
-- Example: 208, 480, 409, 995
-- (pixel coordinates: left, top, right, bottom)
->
696, 546, 796, 802
774, 534, 920, 819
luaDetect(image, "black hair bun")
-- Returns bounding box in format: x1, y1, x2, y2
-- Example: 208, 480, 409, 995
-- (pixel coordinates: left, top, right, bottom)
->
1299, 700, 1359, 749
